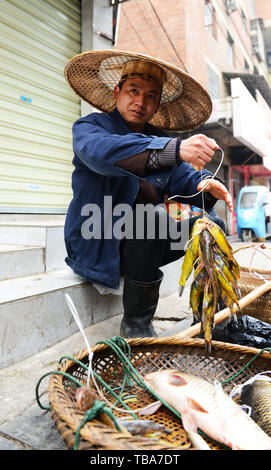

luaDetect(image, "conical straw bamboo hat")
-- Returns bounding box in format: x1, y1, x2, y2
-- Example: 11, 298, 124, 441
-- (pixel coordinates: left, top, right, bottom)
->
64, 49, 212, 131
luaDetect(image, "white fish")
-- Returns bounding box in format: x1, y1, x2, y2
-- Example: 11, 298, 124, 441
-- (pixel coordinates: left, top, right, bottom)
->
143, 369, 271, 450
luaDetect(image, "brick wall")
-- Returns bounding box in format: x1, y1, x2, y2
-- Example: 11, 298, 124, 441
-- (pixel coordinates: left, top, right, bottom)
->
115, 0, 186, 69
255, 0, 271, 23
115, 0, 259, 97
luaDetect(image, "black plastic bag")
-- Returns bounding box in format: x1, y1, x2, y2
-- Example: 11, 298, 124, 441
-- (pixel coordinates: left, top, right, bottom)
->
211, 315, 271, 348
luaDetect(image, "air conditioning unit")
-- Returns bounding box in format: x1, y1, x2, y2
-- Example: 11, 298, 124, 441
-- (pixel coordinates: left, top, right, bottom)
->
226, 0, 238, 13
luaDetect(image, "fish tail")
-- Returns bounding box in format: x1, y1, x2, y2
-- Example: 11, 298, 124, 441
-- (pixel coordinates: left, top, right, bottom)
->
178, 284, 185, 297
205, 337, 212, 353
216, 268, 241, 312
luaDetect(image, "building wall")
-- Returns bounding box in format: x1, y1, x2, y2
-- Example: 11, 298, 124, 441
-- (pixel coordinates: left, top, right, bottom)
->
255, 0, 271, 23
254, 0, 271, 84
115, 0, 259, 99
183, 0, 206, 87
115, 0, 186, 69
81, 0, 113, 116
185, 0, 259, 95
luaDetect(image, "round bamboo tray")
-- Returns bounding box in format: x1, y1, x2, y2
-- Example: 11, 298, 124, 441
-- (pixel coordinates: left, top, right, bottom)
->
48, 336, 271, 451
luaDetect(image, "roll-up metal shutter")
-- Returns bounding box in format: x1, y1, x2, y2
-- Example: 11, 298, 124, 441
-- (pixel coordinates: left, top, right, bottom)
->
0, 0, 81, 212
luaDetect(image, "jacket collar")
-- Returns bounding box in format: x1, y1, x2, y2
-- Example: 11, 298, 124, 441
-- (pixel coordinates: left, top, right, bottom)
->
110, 108, 133, 134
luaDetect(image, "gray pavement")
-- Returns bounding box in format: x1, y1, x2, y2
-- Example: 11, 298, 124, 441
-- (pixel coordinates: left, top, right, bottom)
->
1, 239, 271, 451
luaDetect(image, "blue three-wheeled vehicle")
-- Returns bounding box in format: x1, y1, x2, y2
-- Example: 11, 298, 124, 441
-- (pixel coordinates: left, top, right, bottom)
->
236, 186, 271, 242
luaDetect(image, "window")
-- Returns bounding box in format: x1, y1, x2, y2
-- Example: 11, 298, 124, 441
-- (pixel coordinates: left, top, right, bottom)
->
267, 51, 271, 73
113, 3, 120, 45
207, 65, 220, 99
110, 0, 131, 4
241, 10, 247, 31
253, 65, 259, 75
240, 192, 257, 209
205, 1, 217, 39
227, 32, 235, 65
244, 60, 249, 74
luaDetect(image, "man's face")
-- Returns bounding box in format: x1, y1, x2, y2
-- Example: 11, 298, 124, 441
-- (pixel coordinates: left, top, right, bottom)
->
114, 77, 161, 132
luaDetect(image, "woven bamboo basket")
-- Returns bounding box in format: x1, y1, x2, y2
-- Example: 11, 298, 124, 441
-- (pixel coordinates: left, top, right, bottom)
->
48, 334, 271, 451
229, 244, 271, 324
47, 246, 271, 451
237, 266, 271, 324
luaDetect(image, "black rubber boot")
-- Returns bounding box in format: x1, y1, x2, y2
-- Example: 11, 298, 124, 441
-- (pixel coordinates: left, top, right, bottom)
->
120, 270, 164, 338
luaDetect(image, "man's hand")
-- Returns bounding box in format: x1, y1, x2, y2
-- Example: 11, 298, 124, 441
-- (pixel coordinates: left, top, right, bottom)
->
197, 179, 233, 213
179, 134, 219, 168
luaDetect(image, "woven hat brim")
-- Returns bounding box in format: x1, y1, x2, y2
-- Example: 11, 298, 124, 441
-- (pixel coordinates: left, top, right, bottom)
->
64, 49, 212, 131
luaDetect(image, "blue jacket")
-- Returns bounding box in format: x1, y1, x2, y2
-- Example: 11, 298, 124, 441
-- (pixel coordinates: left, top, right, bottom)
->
64, 108, 215, 289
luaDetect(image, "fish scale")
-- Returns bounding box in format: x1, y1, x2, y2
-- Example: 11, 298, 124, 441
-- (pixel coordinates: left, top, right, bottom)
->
241, 378, 271, 438
144, 370, 271, 450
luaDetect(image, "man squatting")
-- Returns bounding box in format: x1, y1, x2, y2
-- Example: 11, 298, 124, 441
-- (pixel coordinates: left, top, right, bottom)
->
64, 51, 233, 338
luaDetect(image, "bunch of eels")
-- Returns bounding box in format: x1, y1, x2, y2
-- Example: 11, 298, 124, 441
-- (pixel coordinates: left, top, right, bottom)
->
179, 217, 241, 351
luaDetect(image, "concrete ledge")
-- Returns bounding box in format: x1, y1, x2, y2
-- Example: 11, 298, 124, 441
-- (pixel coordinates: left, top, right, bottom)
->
0, 222, 66, 271
0, 257, 183, 369
0, 269, 123, 369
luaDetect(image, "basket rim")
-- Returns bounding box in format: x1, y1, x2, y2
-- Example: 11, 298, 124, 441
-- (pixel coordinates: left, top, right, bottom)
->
90, 335, 271, 355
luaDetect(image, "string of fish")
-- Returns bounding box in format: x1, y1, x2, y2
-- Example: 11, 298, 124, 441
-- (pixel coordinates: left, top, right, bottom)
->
168, 149, 242, 351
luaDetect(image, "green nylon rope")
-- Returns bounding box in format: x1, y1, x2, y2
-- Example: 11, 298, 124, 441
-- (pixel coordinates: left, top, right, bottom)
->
220, 347, 271, 384
93, 336, 185, 422
58, 354, 138, 417
36, 355, 138, 416
35, 370, 83, 411
35, 337, 271, 450
74, 400, 122, 450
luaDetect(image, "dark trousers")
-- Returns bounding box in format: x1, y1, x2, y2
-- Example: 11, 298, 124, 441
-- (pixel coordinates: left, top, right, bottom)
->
119, 206, 226, 283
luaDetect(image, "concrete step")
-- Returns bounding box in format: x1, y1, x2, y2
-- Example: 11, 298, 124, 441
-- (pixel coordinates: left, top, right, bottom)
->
0, 221, 67, 272
0, 268, 123, 369
0, 214, 66, 223
0, 244, 44, 281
